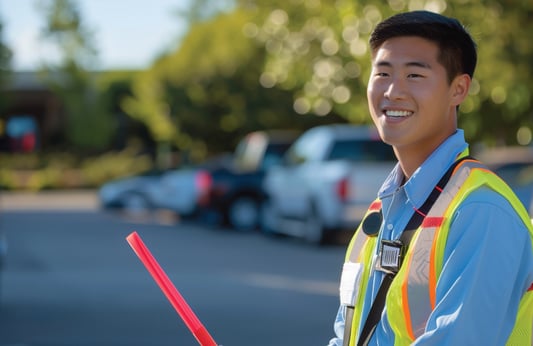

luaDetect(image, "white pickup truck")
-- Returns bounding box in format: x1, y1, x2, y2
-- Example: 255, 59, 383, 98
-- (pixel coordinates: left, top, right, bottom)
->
260, 124, 396, 245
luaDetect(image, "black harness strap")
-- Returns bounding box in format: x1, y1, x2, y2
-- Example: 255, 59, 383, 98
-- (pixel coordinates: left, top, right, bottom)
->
353, 156, 472, 346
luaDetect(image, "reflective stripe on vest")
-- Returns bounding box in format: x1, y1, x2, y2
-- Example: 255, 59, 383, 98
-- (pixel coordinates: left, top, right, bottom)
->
344, 160, 533, 346
389, 161, 533, 345
387, 159, 485, 343
343, 201, 381, 346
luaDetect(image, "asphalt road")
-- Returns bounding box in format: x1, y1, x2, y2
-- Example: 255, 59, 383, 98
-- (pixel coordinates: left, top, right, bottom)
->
0, 192, 347, 346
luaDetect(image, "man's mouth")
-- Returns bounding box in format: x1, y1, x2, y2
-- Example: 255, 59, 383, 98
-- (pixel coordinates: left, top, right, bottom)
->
384, 110, 413, 118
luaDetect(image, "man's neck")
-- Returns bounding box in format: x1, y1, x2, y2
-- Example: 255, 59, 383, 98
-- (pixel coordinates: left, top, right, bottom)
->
394, 142, 442, 179
396, 151, 427, 179
394, 130, 458, 179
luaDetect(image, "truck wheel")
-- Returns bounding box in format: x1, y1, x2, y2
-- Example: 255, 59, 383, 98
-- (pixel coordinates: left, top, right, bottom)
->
120, 192, 151, 212
228, 196, 259, 232
304, 208, 325, 245
260, 199, 279, 235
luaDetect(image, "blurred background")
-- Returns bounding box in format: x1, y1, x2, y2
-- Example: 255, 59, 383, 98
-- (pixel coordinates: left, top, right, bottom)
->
0, 0, 532, 185
0, 0, 531, 345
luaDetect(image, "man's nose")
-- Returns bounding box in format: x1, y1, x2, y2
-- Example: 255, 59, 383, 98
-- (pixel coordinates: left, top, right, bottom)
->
384, 78, 407, 100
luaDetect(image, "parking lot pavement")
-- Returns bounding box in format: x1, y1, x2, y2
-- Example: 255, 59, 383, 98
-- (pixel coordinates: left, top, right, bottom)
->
0, 190, 99, 211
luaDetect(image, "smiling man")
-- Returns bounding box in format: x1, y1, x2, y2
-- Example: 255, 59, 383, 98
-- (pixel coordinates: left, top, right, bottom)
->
327, 11, 533, 346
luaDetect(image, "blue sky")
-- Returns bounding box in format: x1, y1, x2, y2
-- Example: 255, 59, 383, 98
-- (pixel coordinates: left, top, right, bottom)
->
0, 0, 191, 71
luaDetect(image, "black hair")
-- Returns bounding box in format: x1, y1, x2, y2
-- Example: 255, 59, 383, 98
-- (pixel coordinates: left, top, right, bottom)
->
369, 11, 477, 83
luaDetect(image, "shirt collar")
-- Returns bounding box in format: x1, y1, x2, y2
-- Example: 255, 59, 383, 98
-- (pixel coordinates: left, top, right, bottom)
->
378, 129, 469, 208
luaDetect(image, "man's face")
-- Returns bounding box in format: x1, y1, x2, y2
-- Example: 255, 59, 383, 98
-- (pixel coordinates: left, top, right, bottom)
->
367, 36, 467, 156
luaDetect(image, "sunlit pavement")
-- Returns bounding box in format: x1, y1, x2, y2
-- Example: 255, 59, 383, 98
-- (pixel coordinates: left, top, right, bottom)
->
0, 190, 99, 211
0, 190, 188, 228
0, 202, 344, 345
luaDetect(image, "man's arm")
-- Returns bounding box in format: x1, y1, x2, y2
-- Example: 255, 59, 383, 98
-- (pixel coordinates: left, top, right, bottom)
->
327, 305, 345, 346
412, 190, 533, 345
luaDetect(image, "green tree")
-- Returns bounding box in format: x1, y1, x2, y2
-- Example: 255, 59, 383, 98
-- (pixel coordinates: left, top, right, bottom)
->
123, 5, 339, 164
248, 0, 533, 146
0, 20, 13, 115
38, 0, 114, 152
95, 70, 151, 152
174, 0, 235, 25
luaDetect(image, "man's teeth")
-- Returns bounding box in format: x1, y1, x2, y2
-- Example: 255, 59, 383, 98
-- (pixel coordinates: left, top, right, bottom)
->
385, 110, 412, 117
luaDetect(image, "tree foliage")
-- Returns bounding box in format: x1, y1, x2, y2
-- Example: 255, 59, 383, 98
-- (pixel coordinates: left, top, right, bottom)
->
122, 6, 341, 162
246, 0, 533, 146
38, 0, 114, 152
173, 0, 236, 26
0, 20, 12, 113
122, 0, 532, 163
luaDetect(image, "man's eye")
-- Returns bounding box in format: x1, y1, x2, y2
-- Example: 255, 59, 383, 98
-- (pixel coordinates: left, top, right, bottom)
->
408, 73, 423, 78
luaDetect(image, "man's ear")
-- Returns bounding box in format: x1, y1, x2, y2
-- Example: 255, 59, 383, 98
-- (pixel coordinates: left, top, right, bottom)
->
451, 74, 471, 106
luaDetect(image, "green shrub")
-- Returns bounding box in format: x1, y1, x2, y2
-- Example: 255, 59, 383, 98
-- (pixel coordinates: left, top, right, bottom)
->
0, 148, 153, 191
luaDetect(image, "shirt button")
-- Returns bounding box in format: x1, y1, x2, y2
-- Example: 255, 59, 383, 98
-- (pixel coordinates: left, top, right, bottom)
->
387, 224, 393, 230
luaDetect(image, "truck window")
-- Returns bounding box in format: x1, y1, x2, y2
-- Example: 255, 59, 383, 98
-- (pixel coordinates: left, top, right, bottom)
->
328, 140, 395, 162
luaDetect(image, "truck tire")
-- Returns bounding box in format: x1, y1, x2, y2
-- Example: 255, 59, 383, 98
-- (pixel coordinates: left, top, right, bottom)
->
304, 205, 325, 245
228, 196, 259, 232
260, 199, 280, 235
120, 192, 151, 212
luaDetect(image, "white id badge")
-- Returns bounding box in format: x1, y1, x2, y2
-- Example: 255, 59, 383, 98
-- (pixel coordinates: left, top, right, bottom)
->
339, 262, 363, 307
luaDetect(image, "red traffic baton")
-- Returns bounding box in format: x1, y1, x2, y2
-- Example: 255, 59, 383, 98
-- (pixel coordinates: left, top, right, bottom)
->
126, 231, 218, 346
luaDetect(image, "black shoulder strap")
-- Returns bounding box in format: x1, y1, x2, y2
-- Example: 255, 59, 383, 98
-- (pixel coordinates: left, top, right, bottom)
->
356, 156, 472, 346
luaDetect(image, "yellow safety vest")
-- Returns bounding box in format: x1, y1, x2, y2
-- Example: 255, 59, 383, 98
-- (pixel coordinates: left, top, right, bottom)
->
343, 159, 533, 346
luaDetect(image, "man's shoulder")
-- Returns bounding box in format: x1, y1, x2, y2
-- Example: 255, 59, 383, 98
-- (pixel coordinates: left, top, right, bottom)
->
455, 186, 532, 233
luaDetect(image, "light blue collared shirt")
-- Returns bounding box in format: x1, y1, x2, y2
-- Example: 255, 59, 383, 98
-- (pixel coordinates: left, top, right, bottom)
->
328, 129, 533, 346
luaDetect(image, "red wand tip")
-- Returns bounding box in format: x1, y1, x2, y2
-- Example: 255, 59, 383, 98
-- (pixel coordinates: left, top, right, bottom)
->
126, 231, 218, 346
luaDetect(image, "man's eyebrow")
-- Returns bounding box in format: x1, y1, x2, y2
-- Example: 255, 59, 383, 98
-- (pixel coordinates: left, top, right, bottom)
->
374, 60, 432, 69
375, 60, 392, 68
406, 61, 431, 69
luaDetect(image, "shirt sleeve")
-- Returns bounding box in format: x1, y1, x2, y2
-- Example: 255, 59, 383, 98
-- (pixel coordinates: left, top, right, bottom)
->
327, 305, 345, 346
412, 188, 533, 345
